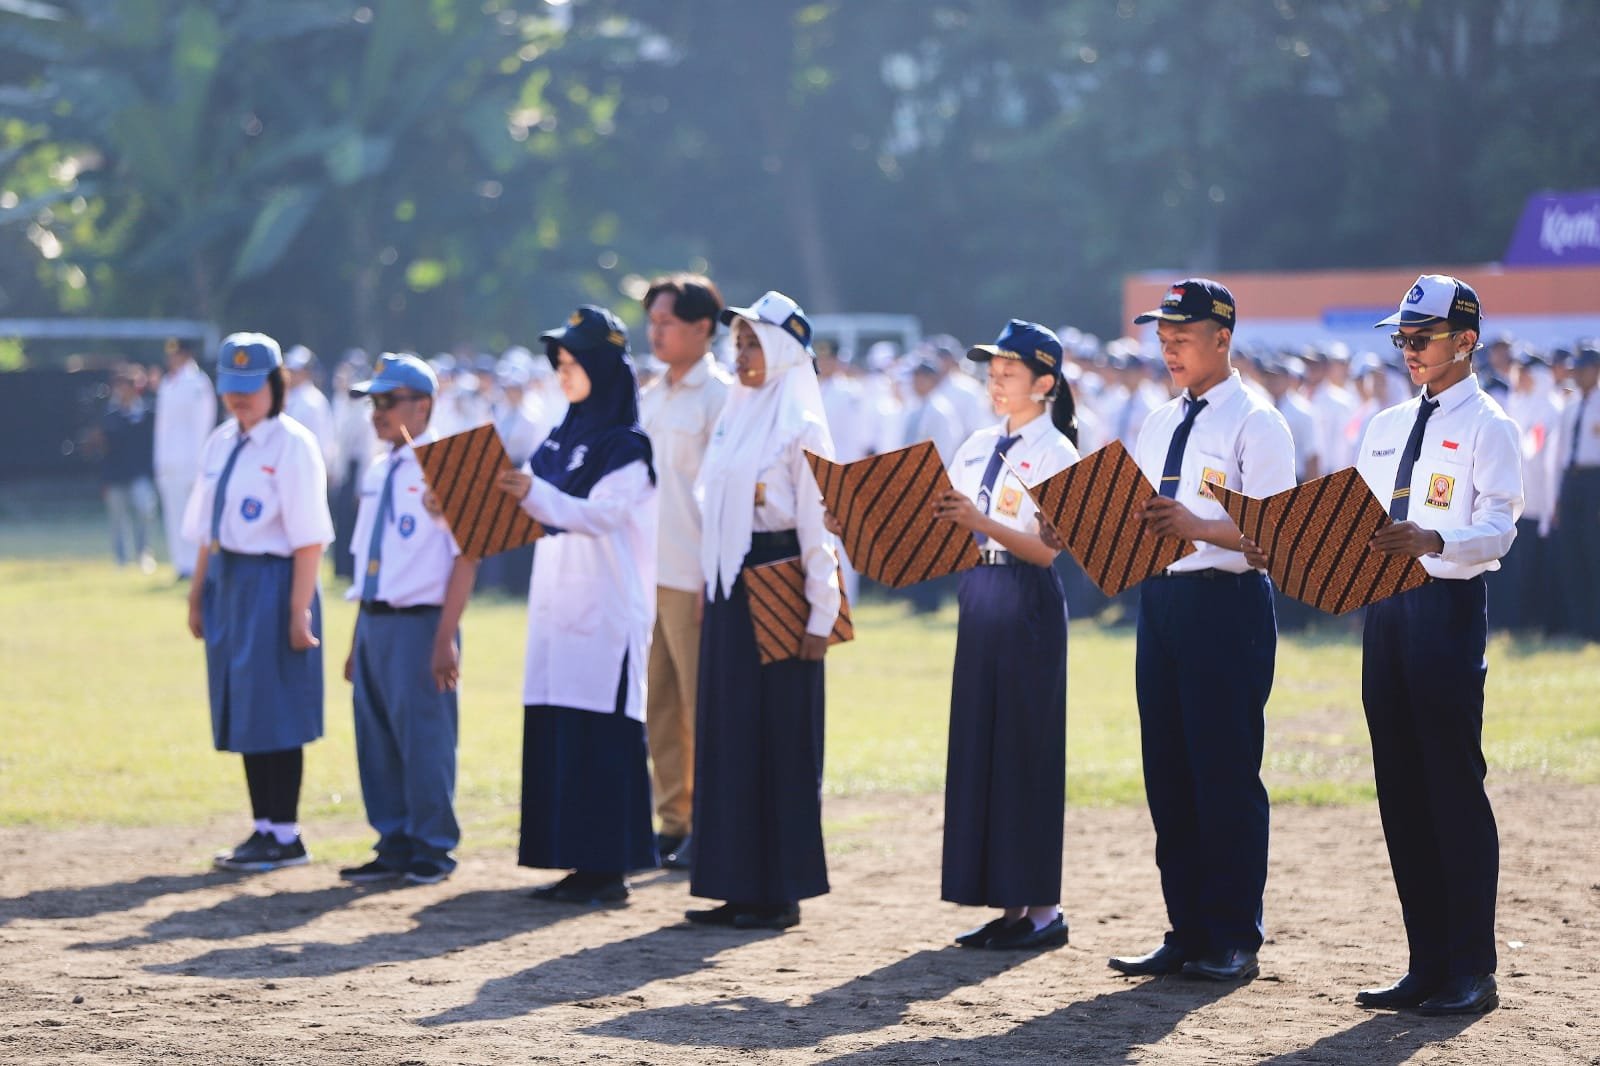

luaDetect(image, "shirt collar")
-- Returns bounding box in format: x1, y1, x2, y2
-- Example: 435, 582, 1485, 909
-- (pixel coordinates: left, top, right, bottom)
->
1185, 368, 1242, 407
235, 415, 283, 445
995, 408, 1052, 442
669, 353, 716, 390
1422, 372, 1480, 414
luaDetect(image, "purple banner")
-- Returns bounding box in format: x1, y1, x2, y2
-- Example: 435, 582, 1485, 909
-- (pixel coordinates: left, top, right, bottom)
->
1504, 189, 1600, 266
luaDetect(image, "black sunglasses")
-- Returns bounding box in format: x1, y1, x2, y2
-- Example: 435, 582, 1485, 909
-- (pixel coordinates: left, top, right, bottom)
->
1390, 329, 1460, 353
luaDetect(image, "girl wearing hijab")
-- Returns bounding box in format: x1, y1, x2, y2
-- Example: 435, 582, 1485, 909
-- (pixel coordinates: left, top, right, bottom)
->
686, 290, 840, 931
932, 320, 1080, 951
183, 332, 333, 872
495, 305, 659, 904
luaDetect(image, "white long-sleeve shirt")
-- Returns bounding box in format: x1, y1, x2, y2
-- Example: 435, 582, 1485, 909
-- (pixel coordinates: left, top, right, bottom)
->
1356, 374, 1523, 579
153, 360, 216, 479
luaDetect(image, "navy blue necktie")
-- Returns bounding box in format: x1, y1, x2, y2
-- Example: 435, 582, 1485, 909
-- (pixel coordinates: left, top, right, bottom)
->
1389, 397, 1439, 521
1568, 390, 1591, 471
208, 435, 249, 551
1158, 397, 1207, 499
361, 452, 403, 601
973, 433, 1021, 546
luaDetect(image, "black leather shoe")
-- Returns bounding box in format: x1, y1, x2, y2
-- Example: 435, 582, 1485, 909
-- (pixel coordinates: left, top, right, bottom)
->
1356, 972, 1440, 1010
685, 901, 744, 926
1109, 942, 1187, 976
1417, 974, 1498, 1015
655, 832, 685, 859
988, 914, 1069, 951
1181, 948, 1259, 982
733, 902, 800, 930
955, 916, 1018, 949
529, 871, 629, 904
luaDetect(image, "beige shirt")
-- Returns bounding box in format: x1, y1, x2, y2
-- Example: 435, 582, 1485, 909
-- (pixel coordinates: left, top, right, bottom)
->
641, 353, 733, 592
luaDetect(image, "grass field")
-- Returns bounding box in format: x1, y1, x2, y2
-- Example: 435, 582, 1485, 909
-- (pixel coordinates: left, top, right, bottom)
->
3, 509, 1598, 866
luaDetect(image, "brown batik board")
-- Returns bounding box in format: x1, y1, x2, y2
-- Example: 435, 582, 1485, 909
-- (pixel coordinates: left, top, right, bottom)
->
410, 423, 544, 559
1211, 466, 1430, 615
743, 558, 855, 665
804, 440, 980, 589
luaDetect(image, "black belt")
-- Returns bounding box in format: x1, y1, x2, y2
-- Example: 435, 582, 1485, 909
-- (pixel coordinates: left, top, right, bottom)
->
1152, 567, 1261, 581
361, 600, 440, 615
977, 548, 1023, 566
750, 530, 801, 553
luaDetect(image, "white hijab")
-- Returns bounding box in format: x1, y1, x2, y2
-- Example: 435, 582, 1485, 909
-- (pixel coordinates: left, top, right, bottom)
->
696, 319, 832, 598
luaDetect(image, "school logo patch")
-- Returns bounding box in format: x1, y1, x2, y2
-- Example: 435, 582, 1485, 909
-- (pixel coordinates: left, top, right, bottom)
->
240, 497, 264, 521
1199, 467, 1226, 500
997, 485, 1023, 518
397, 514, 417, 538
1425, 472, 1455, 509
754, 481, 767, 507
567, 444, 587, 472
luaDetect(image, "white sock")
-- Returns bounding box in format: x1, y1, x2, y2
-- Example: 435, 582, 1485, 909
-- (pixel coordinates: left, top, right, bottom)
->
1030, 906, 1061, 931
253, 818, 271, 835
267, 822, 299, 845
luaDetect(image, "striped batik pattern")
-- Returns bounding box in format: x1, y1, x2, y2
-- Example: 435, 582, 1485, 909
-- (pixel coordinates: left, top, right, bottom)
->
1027, 440, 1194, 595
743, 558, 855, 665
411, 424, 544, 559
1213, 467, 1430, 615
805, 441, 979, 589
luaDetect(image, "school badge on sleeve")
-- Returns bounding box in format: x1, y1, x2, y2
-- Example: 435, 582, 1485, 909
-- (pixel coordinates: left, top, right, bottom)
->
1424, 472, 1455, 510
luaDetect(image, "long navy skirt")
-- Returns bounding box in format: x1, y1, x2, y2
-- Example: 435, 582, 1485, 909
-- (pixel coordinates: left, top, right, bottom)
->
941, 561, 1068, 908
690, 541, 829, 906
519, 657, 658, 875
202, 550, 323, 754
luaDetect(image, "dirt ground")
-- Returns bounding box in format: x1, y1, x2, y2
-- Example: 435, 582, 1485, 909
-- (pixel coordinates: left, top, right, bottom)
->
2, 780, 1597, 1066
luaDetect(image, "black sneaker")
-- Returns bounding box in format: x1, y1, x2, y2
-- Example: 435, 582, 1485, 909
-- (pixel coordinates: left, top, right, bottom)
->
404, 860, 451, 885
655, 832, 685, 858
662, 834, 693, 871
529, 871, 628, 904
215, 833, 310, 872
685, 901, 744, 926
733, 902, 800, 930
339, 859, 404, 884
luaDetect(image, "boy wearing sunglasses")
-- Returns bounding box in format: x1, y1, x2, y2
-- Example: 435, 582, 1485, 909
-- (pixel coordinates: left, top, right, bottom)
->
1352, 275, 1522, 1015
339, 353, 479, 886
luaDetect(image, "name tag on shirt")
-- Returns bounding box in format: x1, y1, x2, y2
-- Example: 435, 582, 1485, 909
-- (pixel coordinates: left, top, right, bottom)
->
1370, 447, 1396, 458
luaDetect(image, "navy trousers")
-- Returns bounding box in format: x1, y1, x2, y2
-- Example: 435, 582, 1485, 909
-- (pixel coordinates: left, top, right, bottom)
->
1136, 571, 1274, 955
1554, 467, 1600, 640
1363, 576, 1498, 980
941, 562, 1067, 908
690, 539, 829, 907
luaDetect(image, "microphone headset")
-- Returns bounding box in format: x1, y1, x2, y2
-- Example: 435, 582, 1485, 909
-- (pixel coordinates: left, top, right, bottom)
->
1410, 334, 1481, 370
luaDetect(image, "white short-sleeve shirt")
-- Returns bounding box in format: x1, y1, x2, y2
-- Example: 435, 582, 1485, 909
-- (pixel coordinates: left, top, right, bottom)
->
948, 410, 1081, 536
346, 429, 462, 606
182, 414, 334, 556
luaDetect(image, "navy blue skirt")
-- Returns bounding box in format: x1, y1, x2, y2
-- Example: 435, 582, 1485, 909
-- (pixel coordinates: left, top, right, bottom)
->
690, 539, 829, 906
202, 551, 323, 754
518, 659, 657, 874
941, 562, 1068, 907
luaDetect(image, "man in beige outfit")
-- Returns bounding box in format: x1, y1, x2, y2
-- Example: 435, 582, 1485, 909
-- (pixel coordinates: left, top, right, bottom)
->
639, 274, 733, 869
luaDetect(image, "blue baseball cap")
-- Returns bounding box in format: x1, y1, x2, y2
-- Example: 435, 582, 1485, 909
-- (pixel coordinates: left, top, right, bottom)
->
1134, 278, 1237, 330
349, 352, 438, 397
216, 332, 283, 394
720, 290, 814, 352
540, 305, 629, 362
967, 319, 1064, 379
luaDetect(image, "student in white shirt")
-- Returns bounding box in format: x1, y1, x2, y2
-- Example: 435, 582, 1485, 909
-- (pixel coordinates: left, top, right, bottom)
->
1550, 346, 1600, 641
638, 274, 733, 869
182, 333, 334, 873
339, 354, 478, 886
495, 306, 659, 905
283, 346, 337, 474
154, 337, 216, 579
932, 320, 1080, 952
1349, 275, 1521, 1016
1109, 279, 1295, 984
686, 291, 840, 932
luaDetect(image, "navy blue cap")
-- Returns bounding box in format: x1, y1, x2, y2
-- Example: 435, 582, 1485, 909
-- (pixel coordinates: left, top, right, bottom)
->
540, 305, 629, 363
350, 352, 439, 397
967, 320, 1064, 378
1134, 278, 1236, 330
1575, 347, 1600, 370
720, 290, 814, 352
216, 332, 283, 394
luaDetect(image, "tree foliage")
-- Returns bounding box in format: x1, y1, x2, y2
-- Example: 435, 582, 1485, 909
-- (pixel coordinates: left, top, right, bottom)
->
1, 0, 1596, 357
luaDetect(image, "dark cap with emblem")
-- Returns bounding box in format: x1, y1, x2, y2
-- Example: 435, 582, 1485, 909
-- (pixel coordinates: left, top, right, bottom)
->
967, 319, 1063, 379
1133, 278, 1237, 330
539, 305, 629, 363
720, 290, 814, 353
